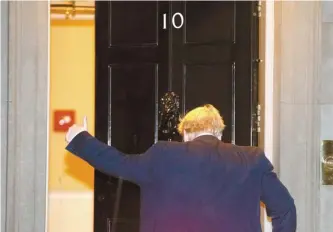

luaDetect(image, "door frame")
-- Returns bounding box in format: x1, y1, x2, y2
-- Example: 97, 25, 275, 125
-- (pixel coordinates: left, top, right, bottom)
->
0, 2, 9, 232
258, 1, 274, 231
1, 1, 49, 232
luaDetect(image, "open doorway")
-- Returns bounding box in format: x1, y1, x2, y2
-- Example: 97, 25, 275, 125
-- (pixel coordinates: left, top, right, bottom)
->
48, 1, 262, 232
48, 1, 95, 232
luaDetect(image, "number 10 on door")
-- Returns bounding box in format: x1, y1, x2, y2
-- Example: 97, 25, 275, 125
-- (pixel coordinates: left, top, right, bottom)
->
163, 13, 184, 29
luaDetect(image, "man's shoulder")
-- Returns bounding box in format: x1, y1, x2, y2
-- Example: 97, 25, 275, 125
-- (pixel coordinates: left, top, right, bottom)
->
230, 143, 264, 156
217, 142, 262, 154
219, 143, 267, 167
154, 140, 185, 150
151, 140, 266, 160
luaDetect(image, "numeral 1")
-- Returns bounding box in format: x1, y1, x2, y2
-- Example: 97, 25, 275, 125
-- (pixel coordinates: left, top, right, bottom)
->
163, 13, 184, 29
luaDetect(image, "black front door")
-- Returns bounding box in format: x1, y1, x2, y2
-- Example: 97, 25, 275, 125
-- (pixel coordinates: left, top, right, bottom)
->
94, 1, 259, 232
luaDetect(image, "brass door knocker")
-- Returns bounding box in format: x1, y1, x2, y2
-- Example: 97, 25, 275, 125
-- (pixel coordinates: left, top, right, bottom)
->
158, 92, 181, 141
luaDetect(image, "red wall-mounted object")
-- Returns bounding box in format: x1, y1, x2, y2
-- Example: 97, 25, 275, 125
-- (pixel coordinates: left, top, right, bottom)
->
54, 110, 75, 132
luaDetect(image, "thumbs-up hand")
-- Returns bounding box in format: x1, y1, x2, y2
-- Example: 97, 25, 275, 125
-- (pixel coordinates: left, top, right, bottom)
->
83, 116, 88, 131
65, 116, 88, 144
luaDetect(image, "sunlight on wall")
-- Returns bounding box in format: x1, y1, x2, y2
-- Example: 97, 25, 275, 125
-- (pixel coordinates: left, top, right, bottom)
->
48, 20, 95, 232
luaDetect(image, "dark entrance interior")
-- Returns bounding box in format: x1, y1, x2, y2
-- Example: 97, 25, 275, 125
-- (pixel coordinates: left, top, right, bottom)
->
94, 1, 260, 231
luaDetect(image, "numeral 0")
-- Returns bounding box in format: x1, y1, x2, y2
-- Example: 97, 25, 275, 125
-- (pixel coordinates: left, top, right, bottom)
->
163, 13, 184, 29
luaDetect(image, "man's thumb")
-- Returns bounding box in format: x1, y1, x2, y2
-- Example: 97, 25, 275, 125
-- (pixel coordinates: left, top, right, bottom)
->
83, 116, 88, 130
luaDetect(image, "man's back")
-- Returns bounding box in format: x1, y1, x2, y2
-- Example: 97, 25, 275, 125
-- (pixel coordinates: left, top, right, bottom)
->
66, 132, 296, 232
139, 135, 264, 232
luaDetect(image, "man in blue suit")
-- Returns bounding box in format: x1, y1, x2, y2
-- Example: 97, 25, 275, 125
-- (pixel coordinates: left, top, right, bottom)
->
65, 104, 296, 232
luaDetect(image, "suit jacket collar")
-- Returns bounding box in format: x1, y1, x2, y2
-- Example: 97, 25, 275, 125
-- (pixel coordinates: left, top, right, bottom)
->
193, 134, 220, 143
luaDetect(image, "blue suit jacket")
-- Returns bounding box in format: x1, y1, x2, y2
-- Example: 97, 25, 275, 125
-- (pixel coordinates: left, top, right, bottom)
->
66, 132, 296, 232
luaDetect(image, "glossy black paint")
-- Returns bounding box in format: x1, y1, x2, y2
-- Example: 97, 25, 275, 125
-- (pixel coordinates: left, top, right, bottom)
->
95, 1, 259, 232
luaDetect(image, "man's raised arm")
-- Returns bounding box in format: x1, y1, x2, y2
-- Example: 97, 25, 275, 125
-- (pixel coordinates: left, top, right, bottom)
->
65, 117, 161, 184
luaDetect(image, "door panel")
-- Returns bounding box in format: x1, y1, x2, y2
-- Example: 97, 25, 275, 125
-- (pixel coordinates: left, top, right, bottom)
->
184, 64, 233, 142
110, 64, 158, 152
171, 1, 257, 146
95, 2, 169, 232
183, 2, 235, 43
108, 3, 158, 46
171, 1, 236, 144
234, 2, 258, 146
107, 64, 159, 231
95, 1, 259, 232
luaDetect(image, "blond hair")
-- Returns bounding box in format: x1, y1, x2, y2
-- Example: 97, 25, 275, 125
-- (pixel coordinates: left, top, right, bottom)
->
177, 104, 225, 138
